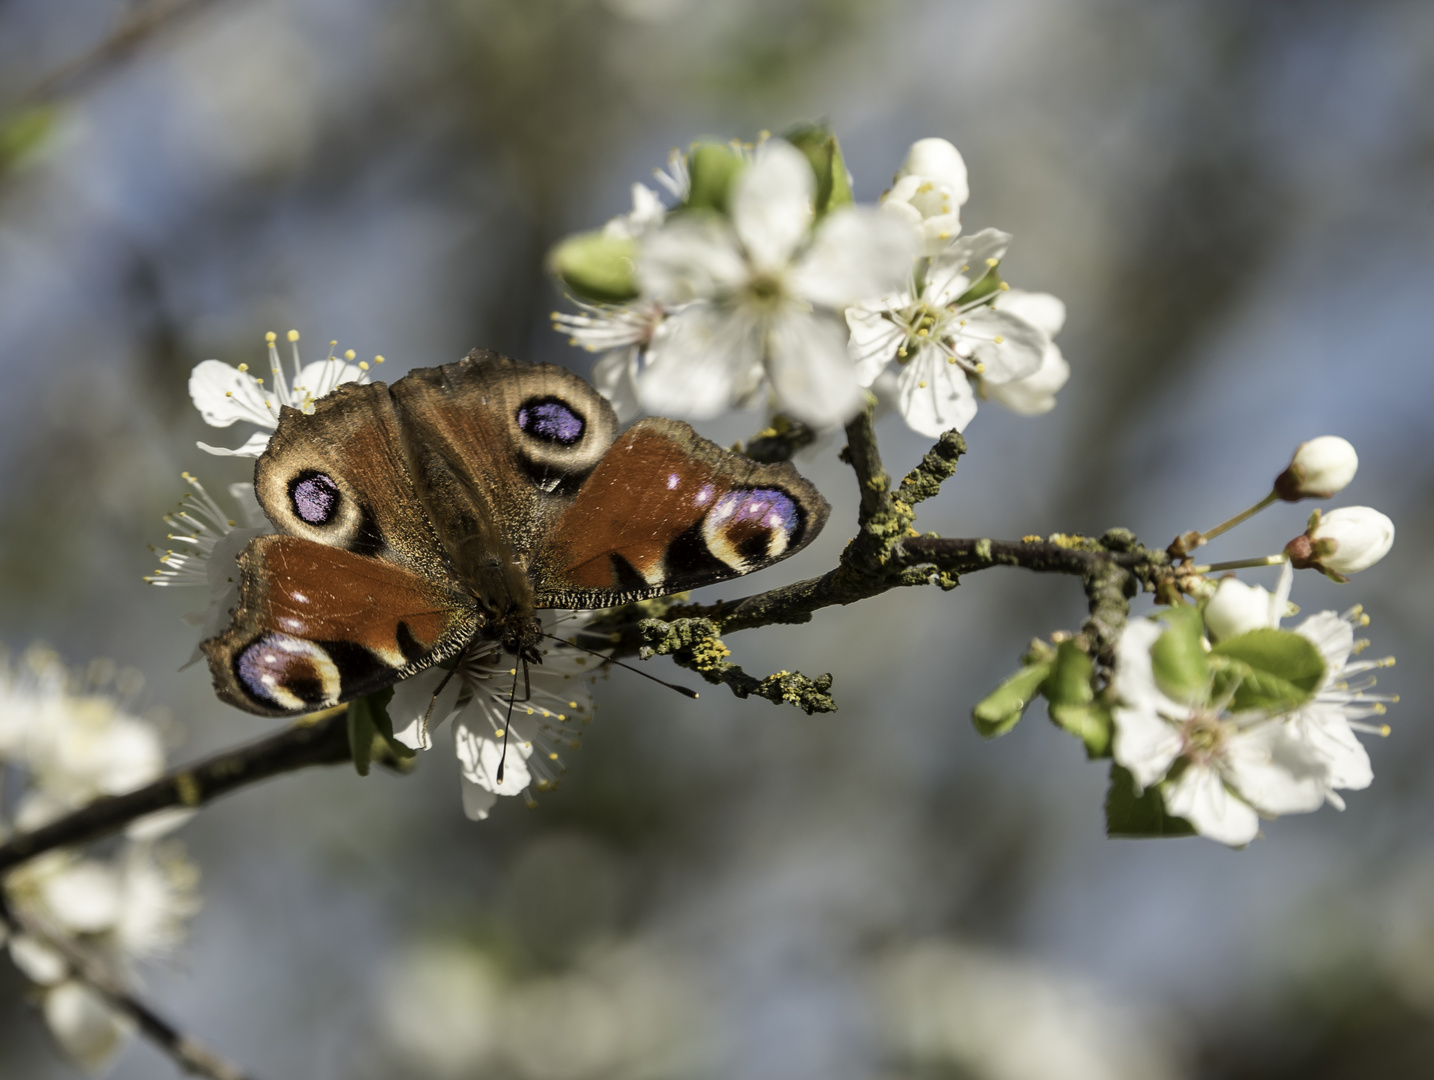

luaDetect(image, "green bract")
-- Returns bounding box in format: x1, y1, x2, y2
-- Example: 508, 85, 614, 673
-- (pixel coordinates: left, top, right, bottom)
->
971, 661, 1051, 738
683, 141, 746, 214
1210, 628, 1325, 713
1105, 765, 1195, 838
784, 123, 854, 217
548, 231, 639, 304
347, 688, 410, 777
1045, 641, 1111, 757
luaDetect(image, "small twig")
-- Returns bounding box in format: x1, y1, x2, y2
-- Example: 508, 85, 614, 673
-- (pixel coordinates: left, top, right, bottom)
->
16, 0, 229, 107
0, 707, 350, 876
0, 896, 256, 1080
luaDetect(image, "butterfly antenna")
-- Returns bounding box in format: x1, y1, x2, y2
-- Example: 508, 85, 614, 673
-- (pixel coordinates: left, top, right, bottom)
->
496, 661, 520, 784
541, 633, 699, 699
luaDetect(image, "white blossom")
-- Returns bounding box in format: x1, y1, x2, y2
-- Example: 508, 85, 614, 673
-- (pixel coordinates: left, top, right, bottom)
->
636, 139, 919, 427
552, 299, 666, 421
980, 288, 1070, 416
387, 619, 598, 821
188, 330, 376, 458
42, 981, 133, 1071
882, 137, 970, 256
846, 229, 1050, 436
1275, 435, 1359, 501
1111, 618, 1328, 847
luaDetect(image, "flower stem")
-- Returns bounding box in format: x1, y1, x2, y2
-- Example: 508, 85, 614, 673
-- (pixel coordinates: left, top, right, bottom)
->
1198, 490, 1278, 545
1190, 554, 1287, 574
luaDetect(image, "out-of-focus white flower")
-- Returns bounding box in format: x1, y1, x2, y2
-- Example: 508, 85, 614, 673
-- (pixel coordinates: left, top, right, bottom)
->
42, 980, 133, 1071
1275, 436, 1359, 501
552, 300, 667, 421
188, 330, 377, 458
636, 139, 919, 427
146, 472, 271, 663
847, 229, 1049, 436
387, 620, 598, 821
381, 943, 503, 1078
1287, 506, 1395, 580
881, 138, 970, 256
980, 288, 1070, 416
874, 939, 1185, 1080
1203, 570, 1291, 642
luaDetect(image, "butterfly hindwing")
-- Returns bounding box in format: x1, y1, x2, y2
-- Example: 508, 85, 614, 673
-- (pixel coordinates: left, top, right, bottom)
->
203, 536, 479, 717
529, 418, 831, 608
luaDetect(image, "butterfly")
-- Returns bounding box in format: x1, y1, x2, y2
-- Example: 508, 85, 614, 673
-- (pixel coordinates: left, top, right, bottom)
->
202, 350, 831, 717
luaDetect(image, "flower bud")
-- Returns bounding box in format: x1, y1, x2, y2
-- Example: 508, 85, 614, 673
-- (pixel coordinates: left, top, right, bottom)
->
1203, 578, 1275, 641
1285, 506, 1394, 581
1274, 436, 1358, 501
883, 137, 969, 256
898, 137, 969, 195
547, 230, 639, 304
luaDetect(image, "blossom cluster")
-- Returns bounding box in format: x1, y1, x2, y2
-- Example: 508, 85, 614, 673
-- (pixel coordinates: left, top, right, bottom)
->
0, 645, 199, 1070
155, 337, 601, 819
551, 130, 1068, 435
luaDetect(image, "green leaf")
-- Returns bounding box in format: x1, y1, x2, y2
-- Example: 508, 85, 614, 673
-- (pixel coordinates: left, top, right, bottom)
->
1105, 765, 1194, 838
1150, 606, 1208, 704
783, 123, 854, 216
547, 231, 639, 304
0, 106, 55, 172
1044, 640, 1094, 708
684, 141, 745, 214
1050, 702, 1113, 758
1209, 628, 1325, 712
347, 688, 408, 777
971, 661, 1051, 738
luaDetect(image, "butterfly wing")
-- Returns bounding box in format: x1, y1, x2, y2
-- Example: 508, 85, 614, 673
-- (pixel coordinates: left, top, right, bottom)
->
203, 536, 479, 717
529, 418, 831, 608
203, 381, 479, 716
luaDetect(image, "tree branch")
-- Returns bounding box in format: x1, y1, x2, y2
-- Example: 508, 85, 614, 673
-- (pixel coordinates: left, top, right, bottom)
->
0, 896, 257, 1080
0, 708, 351, 876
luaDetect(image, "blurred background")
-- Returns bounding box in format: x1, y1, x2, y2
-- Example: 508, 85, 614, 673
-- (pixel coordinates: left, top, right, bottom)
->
0, 0, 1431, 1076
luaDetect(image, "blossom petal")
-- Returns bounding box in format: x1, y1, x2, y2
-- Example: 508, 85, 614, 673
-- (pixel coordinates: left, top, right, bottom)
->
981, 343, 1069, 416
924, 228, 1013, 306
790, 207, 919, 309
1290, 705, 1373, 792
638, 217, 748, 304
454, 716, 532, 797
1163, 764, 1260, 846
956, 309, 1048, 384
9, 934, 68, 985
1222, 723, 1327, 816
293, 359, 368, 405
637, 303, 761, 419
188, 360, 280, 429
846, 306, 905, 386
1294, 611, 1356, 678
767, 310, 865, 427
43, 981, 133, 1071
196, 432, 273, 458
895, 345, 977, 436
590, 346, 643, 422
40, 860, 122, 933
390, 667, 465, 751
993, 289, 1066, 337
732, 139, 814, 271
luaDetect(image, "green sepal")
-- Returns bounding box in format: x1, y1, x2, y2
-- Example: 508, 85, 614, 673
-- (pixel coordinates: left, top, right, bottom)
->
1149, 606, 1209, 704
971, 661, 1051, 738
1044, 640, 1094, 708
954, 267, 1004, 307
346, 688, 409, 777
684, 141, 745, 215
1050, 702, 1113, 758
1105, 765, 1194, 838
547, 231, 639, 304
783, 123, 854, 216
0, 106, 55, 172
1209, 628, 1325, 713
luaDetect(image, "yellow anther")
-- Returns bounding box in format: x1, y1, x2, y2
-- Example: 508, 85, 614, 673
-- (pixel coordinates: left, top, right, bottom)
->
999, 281, 1010, 291
359, 361, 370, 371
568, 701, 578, 708
344, 349, 356, 361
374, 355, 385, 364
986, 257, 998, 267
918, 380, 928, 389
287, 330, 300, 342
237, 363, 249, 373
993, 335, 1005, 344
265, 331, 277, 344
974, 362, 987, 374
494, 728, 505, 738
225, 390, 233, 397
549, 752, 559, 760
947, 356, 957, 364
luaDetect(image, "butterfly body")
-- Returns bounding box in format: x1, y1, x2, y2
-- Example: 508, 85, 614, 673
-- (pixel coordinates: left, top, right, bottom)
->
203, 350, 830, 717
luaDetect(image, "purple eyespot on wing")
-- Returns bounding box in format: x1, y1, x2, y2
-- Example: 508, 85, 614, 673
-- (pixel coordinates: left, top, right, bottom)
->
702, 488, 800, 569
516, 397, 585, 446
290, 472, 340, 525
235, 633, 340, 711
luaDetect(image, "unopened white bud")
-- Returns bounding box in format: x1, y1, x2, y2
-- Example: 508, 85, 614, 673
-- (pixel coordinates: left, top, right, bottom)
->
1286, 506, 1394, 580
1274, 436, 1358, 501
1204, 577, 1275, 640
897, 137, 969, 195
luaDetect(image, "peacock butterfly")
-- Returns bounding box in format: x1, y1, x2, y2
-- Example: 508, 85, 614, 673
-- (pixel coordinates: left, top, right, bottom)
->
203, 349, 830, 716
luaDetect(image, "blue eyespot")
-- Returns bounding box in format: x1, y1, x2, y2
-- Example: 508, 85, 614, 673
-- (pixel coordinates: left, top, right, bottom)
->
703, 488, 800, 569
516, 397, 585, 446
236, 633, 340, 710
291, 472, 340, 525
